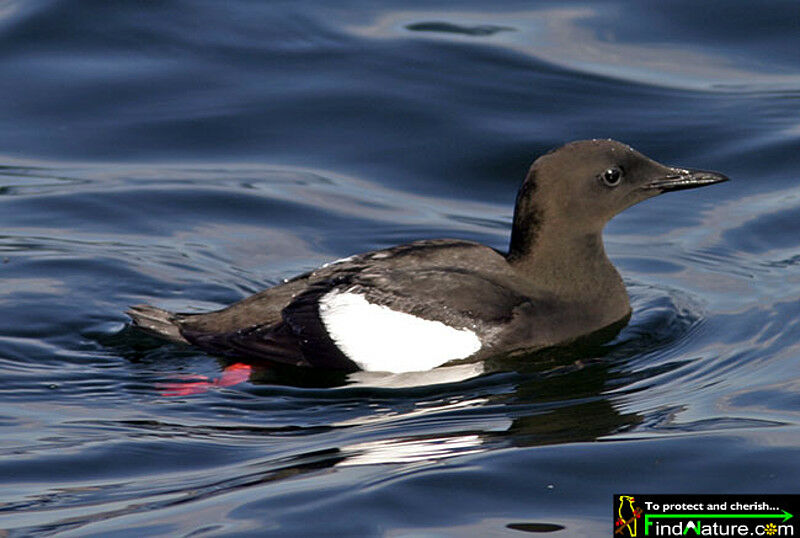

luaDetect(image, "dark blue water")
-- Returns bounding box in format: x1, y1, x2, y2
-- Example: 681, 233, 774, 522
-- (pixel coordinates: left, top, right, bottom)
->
1, 1, 799, 536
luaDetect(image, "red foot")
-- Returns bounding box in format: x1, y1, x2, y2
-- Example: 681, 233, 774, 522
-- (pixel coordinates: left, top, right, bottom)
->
158, 363, 252, 396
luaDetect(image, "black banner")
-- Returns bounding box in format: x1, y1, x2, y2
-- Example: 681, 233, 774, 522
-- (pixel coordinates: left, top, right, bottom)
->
613, 494, 798, 537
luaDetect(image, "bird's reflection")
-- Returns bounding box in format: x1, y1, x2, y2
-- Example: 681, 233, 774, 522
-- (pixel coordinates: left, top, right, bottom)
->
110, 317, 645, 470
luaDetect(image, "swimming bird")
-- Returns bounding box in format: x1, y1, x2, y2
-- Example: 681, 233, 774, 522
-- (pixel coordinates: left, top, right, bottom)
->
127, 139, 728, 373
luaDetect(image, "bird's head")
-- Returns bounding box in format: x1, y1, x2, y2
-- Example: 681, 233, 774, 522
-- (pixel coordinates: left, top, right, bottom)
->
509, 139, 728, 258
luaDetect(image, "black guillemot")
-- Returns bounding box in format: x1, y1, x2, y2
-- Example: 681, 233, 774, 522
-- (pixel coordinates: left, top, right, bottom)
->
128, 139, 728, 373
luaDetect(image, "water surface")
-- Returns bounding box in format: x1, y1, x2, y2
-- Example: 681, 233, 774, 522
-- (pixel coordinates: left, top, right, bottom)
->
1, 1, 799, 536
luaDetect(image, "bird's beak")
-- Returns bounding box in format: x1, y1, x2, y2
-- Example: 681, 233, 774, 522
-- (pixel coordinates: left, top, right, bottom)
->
644, 167, 729, 193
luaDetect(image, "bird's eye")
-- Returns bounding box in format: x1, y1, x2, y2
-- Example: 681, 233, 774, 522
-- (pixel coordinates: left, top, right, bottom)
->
601, 167, 623, 187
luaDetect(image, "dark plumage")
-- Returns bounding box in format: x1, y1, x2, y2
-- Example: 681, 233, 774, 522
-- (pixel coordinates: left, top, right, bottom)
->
128, 139, 728, 373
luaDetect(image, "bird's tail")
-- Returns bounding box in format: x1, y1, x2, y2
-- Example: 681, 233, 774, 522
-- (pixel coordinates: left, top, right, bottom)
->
126, 304, 189, 344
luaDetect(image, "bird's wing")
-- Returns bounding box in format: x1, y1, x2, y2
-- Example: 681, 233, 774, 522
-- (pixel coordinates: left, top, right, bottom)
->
180, 320, 313, 368
178, 277, 360, 370
279, 268, 531, 372
178, 241, 535, 371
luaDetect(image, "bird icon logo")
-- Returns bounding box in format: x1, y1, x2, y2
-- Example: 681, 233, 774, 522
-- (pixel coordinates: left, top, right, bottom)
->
615, 495, 643, 536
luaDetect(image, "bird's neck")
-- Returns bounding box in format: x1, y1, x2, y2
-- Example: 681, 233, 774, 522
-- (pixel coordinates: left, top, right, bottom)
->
507, 228, 628, 309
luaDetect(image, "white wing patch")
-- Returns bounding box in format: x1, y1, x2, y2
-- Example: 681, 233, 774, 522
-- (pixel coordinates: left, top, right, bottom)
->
318, 290, 482, 373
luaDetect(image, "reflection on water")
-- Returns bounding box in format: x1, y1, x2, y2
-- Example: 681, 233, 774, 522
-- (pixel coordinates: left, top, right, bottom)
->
354, 6, 800, 91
